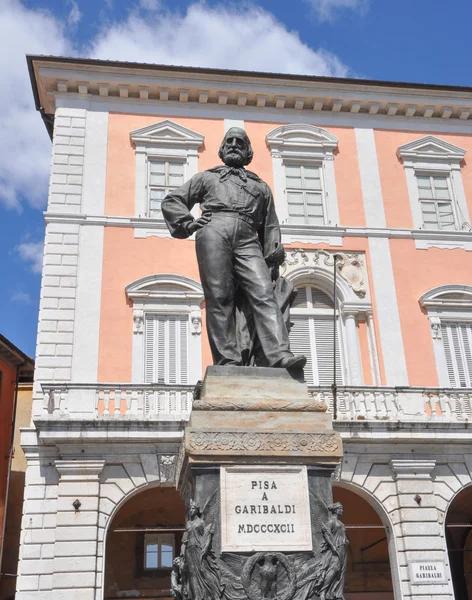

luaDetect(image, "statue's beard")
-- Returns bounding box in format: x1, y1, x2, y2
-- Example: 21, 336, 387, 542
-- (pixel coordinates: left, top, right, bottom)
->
223, 150, 246, 168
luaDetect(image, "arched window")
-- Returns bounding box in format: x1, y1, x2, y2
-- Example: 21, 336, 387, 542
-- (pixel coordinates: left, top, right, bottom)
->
289, 284, 344, 385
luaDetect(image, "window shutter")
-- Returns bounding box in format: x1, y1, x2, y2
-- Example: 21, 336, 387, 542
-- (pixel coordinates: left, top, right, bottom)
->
145, 315, 156, 384
290, 285, 344, 386
314, 316, 342, 386
145, 314, 189, 385
180, 317, 189, 384
292, 286, 308, 308
460, 324, 472, 384
441, 322, 472, 387
310, 288, 334, 309
290, 316, 315, 383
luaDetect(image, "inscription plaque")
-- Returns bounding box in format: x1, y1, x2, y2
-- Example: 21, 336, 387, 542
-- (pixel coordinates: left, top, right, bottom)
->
410, 562, 447, 584
220, 465, 312, 552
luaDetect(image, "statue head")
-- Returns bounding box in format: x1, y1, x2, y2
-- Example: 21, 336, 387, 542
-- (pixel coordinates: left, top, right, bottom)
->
328, 502, 343, 516
189, 498, 202, 518
218, 127, 253, 167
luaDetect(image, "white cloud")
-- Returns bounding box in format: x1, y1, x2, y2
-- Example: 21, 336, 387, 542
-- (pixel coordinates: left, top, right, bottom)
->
0, 0, 351, 212
11, 290, 32, 304
88, 3, 349, 77
68, 0, 82, 26
306, 0, 368, 21
139, 0, 160, 11
16, 240, 44, 274
0, 0, 72, 210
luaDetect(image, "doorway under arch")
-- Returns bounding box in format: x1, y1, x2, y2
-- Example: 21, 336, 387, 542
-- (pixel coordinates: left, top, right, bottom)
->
333, 486, 394, 599
446, 485, 472, 600
104, 486, 185, 600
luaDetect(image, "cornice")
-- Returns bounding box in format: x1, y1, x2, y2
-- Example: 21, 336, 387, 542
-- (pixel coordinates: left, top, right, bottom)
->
43, 211, 472, 246
29, 56, 472, 130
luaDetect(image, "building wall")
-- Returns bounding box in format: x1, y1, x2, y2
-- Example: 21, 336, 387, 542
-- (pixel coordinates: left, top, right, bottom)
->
0, 383, 33, 600
0, 358, 18, 567
18, 60, 472, 600
91, 111, 472, 389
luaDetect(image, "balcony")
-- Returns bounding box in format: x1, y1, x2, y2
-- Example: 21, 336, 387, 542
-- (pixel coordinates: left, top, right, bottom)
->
41, 382, 194, 419
39, 382, 472, 422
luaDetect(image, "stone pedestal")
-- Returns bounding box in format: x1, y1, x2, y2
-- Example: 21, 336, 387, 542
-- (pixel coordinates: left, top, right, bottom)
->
176, 367, 346, 600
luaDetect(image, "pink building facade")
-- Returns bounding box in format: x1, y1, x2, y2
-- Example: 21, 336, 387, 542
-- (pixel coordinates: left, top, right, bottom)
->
16, 56, 472, 600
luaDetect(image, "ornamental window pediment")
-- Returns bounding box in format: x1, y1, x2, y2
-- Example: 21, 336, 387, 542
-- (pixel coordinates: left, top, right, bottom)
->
266, 124, 338, 155
130, 120, 205, 148
126, 274, 204, 302
397, 136, 466, 163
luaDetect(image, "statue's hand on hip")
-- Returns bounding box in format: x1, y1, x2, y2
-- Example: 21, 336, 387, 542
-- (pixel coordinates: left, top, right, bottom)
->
187, 214, 211, 235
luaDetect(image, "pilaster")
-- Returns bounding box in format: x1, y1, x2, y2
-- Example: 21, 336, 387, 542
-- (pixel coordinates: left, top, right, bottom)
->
389, 459, 454, 599
15, 451, 59, 600
344, 312, 363, 385
52, 460, 105, 600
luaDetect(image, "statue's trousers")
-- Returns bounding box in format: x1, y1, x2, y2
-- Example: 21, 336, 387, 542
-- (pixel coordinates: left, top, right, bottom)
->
195, 212, 291, 366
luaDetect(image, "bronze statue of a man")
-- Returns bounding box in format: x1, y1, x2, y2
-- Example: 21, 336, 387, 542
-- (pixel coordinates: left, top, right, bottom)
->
162, 128, 306, 370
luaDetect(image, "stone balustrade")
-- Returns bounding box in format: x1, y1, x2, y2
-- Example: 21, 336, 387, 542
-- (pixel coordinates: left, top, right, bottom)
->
41, 382, 194, 418
40, 382, 472, 422
308, 385, 472, 421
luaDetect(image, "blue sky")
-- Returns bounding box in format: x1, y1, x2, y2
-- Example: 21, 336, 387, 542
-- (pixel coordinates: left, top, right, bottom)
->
1, 0, 472, 358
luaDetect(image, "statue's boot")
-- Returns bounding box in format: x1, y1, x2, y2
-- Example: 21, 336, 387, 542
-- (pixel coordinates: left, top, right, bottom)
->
272, 354, 307, 370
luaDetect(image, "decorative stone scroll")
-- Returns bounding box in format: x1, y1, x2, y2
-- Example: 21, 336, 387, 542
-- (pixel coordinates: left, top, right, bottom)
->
187, 431, 342, 457
281, 249, 367, 298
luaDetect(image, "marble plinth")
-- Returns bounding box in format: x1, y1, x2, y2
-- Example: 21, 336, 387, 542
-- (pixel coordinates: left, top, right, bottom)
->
176, 366, 347, 598
178, 366, 342, 489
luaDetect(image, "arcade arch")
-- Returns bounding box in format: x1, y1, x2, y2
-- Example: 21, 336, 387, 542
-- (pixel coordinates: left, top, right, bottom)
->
333, 485, 395, 599
103, 486, 185, 599
446, 484, 472, 600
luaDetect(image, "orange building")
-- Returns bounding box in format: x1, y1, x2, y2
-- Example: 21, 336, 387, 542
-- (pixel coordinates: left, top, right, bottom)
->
0, 335, 33, 599
14, 55, 472, 599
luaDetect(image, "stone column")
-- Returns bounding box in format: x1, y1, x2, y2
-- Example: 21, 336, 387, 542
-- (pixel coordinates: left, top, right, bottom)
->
52, 460, 105, 600
389, 460, 454, 599
344, 312, 363, 385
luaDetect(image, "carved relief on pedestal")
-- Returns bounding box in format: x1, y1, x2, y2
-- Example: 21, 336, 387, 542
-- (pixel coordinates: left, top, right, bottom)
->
187, 431, 341, 456
281, 249, 367, 299
174, 490, 348, 600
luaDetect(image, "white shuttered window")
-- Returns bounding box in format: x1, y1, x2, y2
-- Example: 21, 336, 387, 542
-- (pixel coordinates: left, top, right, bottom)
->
148, 160, 185, 218
285, 164, 325, 225
289, 285, 343, 385
441, 322, 472, 387
416, 174, 455, 231
145, 314, 189, 384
